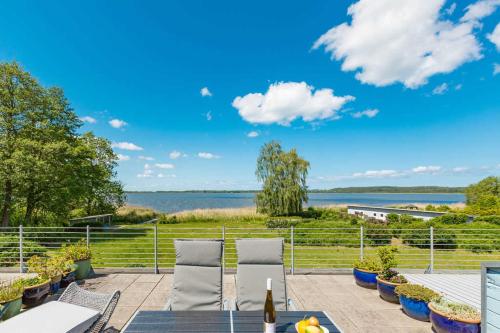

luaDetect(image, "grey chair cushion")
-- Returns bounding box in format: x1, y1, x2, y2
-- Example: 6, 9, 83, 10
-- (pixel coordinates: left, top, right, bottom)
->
236, 238, 284, 264
235, 238, 288, 311
236, 264, 287, 311
171, 265, 223, 310
170, 239, 223, 311
174, 239, 223, 267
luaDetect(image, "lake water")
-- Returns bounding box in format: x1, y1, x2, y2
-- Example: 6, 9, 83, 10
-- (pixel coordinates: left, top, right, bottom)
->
125, 192, 465, 213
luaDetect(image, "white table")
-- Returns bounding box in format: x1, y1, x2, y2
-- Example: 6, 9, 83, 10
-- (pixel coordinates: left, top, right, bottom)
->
0, 301, 100, 333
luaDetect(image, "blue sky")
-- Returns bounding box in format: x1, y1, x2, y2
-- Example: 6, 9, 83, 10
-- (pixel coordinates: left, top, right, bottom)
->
1, 0, 499, 190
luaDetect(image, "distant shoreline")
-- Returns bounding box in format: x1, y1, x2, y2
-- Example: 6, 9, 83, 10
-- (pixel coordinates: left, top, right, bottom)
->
125, 186, 465, 194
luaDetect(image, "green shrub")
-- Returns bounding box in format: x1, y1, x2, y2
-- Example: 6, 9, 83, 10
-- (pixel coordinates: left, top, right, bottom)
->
395, 284, 439, 302
353, 256, 381, 272
401, 223, 457, 249
399, 214, 423, 224
13, 276, 49, 288
378, 268, 407, 283
61, 240, 91, 261
0, 235, 47, 267
386, 213, 400, 224
158, 215, 180, 224
431, 213, 469, 225
473, 215, 500, 225
0, 280, 23, 303
266, 218, 302, 229
364, 223, 392, 245
429, 298, 480, 322
377, 245, 398, 271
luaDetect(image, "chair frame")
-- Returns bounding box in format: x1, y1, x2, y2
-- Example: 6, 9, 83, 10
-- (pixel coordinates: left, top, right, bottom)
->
58, 282, 120, 333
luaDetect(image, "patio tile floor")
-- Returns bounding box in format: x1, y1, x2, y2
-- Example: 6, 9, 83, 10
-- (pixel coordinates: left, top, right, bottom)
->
1, 273, 432, 332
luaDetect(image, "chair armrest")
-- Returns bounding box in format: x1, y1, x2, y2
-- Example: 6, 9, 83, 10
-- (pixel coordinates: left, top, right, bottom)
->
287, 298, 297, 311
87, 290, 121, 333
163, 298, 172, 311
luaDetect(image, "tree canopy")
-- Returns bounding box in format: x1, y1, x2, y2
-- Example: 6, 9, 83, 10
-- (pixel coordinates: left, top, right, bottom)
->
464, 176, 500, 215
255, 141, 309, 216
0, 62, 124, 226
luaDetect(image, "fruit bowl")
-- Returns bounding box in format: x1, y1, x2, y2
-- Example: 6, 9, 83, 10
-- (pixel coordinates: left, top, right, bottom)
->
295, 323, 329, 333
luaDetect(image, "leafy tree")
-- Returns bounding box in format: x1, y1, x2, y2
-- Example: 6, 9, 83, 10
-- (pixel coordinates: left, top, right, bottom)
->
255, 141, 309, 216
465, 176, 500, 215
0, 62, 124, 226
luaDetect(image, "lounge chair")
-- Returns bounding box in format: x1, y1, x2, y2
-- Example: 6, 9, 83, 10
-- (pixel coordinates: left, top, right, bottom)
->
0, 282, 120, 333
233, 238, 295, 311
164, 239, 225, 310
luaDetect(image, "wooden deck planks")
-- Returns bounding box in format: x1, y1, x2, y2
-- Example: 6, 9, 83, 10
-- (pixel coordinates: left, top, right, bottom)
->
405, 274, 480, 309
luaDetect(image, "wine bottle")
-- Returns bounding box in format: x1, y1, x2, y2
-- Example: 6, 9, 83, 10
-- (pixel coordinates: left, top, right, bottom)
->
263, 278, 276, 333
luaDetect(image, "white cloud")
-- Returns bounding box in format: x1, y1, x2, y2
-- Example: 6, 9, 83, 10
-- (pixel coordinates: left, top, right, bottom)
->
138, 156, 154, 161
313, 0, 489, 88
111, 142, 144, 151
80, 116, 96, 124
117, 154, 130, 161
455, 84, 463, 90
351, 169, 402, 178
412, 165, 442, 174
169, 150, 184, 159
155, 163, 175, 169
206, 111, 212, 121
247, 131, 259, 138
157, 173, 176, 178
232, 81, 354, 125
445, 2, 457, 15
157, 173, 165, 178
198, 152, 220, 159
494, 63, 500, 75
461, 0, 500, 22
352, 109, 379, 118
109, 119, 127, 129
432, 83, 449, 95
137, 164, 154, 178
452, 166, 469, 173
488, 23, 500, 50
200, 87, 212, 97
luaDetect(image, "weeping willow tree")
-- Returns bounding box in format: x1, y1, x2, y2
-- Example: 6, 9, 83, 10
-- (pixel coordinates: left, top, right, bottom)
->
256, 141, 310, 216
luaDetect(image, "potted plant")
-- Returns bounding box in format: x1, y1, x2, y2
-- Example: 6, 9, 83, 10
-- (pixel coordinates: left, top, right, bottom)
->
60, 261, 77, 288
62, 240, 92, 280
27, 255, 63, 294
429, 298, 480, 333
375, 246, 407, 303
14, 276, 50, 308
0, 281, 23, 320
395, 284, 440, 321
353, 256, 381, 289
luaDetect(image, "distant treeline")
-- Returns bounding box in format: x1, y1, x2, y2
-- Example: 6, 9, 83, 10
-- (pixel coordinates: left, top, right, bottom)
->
314, 186, 465, 193
125, 186, 466, 194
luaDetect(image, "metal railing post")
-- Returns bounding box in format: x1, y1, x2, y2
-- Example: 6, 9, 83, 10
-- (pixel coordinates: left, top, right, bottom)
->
430, 226, 434, 274
291, 226, 295, 275
154, 223, 159, 274
360, 226, 364, 260
19, 225, 24, 273
222, 226, 225, 274
86, 225, 90, 248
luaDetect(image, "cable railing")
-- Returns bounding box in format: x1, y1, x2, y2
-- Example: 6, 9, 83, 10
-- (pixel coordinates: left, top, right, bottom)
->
1, 225, 499, 273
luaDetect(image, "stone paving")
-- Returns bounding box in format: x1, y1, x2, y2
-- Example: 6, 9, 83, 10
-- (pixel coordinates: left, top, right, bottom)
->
1, 273, 432, 332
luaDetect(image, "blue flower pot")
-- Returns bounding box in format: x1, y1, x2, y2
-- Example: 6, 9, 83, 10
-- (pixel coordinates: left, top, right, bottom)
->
399, 294, 430, 321
376, 276, 403, 303
429, 303, 481, 333
60, 270, 76, 289
50, 275, 62, 295
22, 280, 50, 308
353, 268, 378, 289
